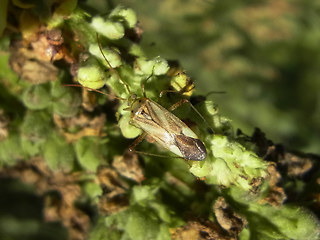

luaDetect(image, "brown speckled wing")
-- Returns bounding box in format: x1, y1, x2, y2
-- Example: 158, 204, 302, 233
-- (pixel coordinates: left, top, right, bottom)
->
174, 135, 207, 161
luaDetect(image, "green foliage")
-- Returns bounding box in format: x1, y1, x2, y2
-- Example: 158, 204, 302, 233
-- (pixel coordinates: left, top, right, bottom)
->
22, 84, 51, 110
0, 134, 23, 166
77, 56, 107, 89
89, 44, 122, 69
109, 5, 137, 28
105, 207, 171, 240
83, 181, 103, 201
243, 204, 320, 240
21, 111, 52, 144
43, 133, 75, 171
191, 134, 267, 190
1, 1, 320, 240
100, 185, 173, 240
51, 82, 81, 117
119, 114, 142, 139
74, 137, 104, 172
91, 17, 125, 40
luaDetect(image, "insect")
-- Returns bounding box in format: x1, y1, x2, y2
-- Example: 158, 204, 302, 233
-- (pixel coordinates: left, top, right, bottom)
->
126, 94, 207, 161
73, 35, 208, 161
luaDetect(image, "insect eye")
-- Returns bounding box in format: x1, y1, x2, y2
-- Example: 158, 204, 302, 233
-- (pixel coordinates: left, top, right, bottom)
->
138, 100, 142, 103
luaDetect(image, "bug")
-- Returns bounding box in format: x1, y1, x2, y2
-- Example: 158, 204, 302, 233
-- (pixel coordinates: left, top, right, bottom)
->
73, 35, 208, 161
126, 93, 207, 161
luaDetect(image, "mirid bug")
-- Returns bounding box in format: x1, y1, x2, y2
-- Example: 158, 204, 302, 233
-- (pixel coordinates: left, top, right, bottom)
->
127, 95, 207, 161
74, 34, 207, 161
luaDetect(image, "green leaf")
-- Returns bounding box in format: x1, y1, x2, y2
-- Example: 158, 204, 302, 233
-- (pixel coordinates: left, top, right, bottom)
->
83, 182, 103, 200
0, 134, 23, 166
125, 208, 170, 240
21, 110, 52, 143
74, 137, 102, 171
109, 6, 137, 28
153, 57, 170, 76
89, 217, 121, 240
119, 114, 142, 139
91, 17, 125, 40
89, 44, 122, 69
105, 207, 171, 240
190, 135, 268, 191
246, 204, 320, 240
131, 185, 159, 205
77, 56, 107, 89
43, 133, 74, 171
20, 136, 42, 157
47, 0, 77, 28
51, 83, 81, 117
22, 84, 51, 110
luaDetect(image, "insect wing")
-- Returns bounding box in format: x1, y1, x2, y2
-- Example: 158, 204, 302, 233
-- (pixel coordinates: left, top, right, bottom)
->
131, 105, 183, 158
174, 134, 206, 161
131, 99, 207, 160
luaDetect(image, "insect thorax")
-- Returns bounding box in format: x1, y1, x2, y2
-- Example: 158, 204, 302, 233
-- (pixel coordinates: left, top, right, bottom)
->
130, 97, 148, 118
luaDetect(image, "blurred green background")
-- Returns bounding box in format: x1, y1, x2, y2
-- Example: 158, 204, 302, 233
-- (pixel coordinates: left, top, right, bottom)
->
83, 0, 320, 154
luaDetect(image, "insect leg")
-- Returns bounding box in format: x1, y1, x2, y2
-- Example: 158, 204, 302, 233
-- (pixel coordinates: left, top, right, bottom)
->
128, 132, 185, 159
159, 89, 177, 98
169, 99, 214, 133
159, 78, 195, 97
96, 33, 131, 94
128, 132, 147, 152
141, 74, 154, 97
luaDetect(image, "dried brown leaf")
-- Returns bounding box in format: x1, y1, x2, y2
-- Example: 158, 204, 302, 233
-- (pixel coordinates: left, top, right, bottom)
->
213, 197, 247, 236
96, 167, 130, 214
112, 151, 145, 183
53, 113, 106, 142
0, 158, 90, 240
0, 110, 9, 140
171, 220, 234, 240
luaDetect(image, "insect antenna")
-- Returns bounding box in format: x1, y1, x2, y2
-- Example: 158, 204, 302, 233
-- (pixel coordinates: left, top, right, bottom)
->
130, 149, 185, 159
63, 84, 126, 101
205, 90, 226, 97
159, 79, 217, 133
96, 33, 131, 95
141, 73, 155, 98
